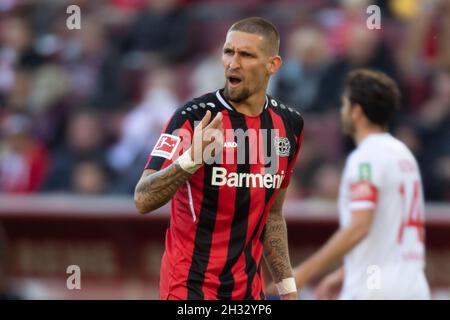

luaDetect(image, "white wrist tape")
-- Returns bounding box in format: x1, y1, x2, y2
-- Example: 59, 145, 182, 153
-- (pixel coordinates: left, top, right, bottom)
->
275, 277, 297, 295
177, 149, 201, 174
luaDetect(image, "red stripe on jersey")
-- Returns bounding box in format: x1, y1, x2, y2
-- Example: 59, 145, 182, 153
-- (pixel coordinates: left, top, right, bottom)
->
244, 116, 266, 245
231, 253, 248, 299
204, 109, 236, 299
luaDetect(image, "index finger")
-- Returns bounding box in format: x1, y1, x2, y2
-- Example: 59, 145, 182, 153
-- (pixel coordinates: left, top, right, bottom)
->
206, 111, 223, 129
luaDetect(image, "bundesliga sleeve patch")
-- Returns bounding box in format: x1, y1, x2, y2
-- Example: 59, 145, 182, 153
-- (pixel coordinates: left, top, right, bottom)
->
151, 134, 181, 160
350, 181, 378, 204
359, 163, 372, 181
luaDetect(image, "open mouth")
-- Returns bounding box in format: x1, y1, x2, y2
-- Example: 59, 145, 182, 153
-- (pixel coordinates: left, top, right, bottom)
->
228, 76, 242, 86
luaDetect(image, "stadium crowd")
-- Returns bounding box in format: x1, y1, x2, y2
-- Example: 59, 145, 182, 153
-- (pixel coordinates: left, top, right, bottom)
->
0, 0, 449, 202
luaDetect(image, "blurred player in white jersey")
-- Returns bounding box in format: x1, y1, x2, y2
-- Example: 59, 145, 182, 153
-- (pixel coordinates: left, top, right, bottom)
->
291, 69, 430, 299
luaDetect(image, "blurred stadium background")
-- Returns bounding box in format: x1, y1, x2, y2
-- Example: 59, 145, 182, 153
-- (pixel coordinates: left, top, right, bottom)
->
0, 0, 449, 299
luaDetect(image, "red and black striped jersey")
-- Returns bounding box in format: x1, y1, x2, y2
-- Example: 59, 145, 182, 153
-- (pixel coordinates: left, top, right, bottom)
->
144, 89, 304, 300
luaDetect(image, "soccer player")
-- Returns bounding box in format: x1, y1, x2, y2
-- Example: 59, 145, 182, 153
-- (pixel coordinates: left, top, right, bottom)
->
134, 17, 304, 300
289, 69, 430, 299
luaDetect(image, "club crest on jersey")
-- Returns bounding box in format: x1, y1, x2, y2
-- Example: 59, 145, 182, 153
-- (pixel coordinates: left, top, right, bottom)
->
151, 134, 180, 159
274, 137, 290, 157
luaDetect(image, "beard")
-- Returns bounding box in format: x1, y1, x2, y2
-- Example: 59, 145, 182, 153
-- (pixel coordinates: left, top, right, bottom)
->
223, 81, 251, 103
342, 117, 355, 137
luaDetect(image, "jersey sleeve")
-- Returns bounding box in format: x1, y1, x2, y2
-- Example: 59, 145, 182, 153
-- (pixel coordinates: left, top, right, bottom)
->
144, 109, 193, 171
346, 154, 385, 211
280, 117, 304, 189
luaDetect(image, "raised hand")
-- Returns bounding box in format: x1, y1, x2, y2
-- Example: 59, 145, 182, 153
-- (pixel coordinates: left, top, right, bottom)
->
191, 110, 224, 165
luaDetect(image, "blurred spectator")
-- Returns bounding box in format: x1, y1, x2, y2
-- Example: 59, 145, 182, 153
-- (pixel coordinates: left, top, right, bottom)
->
417, 69, 450, 201
28, 64, 69, 114
106, 0, 148, 25
317, 25, 397, 112
0, 17, 42, 109
393, 122, 423, 159
62, 18, 123, 110
310, 162, 341, 201
0, 0, 447, 203
395, 0, 450, 112
397, 0, 450, 76
3, 68, 31, 113
190, 47, 224, 98
44, 110, 108, 192
0, 16, 41, 70
318, 0, 371, 56
71, 160, 109, 195
122, 0, 190, 63
27, 64, 71, 147
269, 27, 330, 112
291, 138, 328, 198
107, 66, 178, 193
0, 114, 49, 193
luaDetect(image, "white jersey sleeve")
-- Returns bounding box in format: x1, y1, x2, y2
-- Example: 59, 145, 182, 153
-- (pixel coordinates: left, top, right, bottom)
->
345, 152, 385, 211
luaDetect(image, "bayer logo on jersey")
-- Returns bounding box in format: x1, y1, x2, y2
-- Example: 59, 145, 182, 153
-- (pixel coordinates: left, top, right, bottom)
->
274, 137, 290, 157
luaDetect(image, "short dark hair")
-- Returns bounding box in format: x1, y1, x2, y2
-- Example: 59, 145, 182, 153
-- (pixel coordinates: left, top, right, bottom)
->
345, 69, 401, 126
228, 17, 280, 55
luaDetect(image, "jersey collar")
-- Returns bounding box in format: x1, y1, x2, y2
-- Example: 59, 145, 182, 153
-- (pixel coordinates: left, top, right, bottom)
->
215, 89, 268, 113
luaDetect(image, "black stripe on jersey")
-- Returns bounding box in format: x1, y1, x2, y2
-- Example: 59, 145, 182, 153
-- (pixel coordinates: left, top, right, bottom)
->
242, 110, 276, 298
217, 114, 251, 300
243, 242, 256, 300
258, 262, 265, 300
186, 165, 220, 300
259, 224, 266, 242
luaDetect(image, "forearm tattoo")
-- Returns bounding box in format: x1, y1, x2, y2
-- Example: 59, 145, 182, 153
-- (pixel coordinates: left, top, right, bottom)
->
135, 162, 192, 212
263, 203, 293, 283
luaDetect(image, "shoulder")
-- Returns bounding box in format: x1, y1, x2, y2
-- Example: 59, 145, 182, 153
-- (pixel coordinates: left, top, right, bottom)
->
267, 95, 304, 137
346, 150, 363, 169
348, 143, 388, 175
169, 91, 221, 126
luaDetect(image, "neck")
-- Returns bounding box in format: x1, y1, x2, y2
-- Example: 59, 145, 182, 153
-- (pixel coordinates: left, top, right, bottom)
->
228, 88, 268, 117
354, 124, 386, 145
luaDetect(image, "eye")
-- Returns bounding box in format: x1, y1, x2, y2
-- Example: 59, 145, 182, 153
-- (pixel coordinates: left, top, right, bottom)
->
223, 48, 233, 55
241, 52, 252, 57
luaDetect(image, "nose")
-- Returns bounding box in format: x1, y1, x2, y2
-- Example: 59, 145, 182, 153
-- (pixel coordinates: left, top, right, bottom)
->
228, 53, 241, 70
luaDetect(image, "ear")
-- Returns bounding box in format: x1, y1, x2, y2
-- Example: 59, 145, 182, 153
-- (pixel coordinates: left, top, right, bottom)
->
267, 55, 282, 75
352, 104, 364, 121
